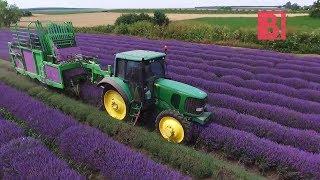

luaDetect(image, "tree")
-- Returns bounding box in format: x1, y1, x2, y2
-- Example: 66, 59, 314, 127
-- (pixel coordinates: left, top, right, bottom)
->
291, 3, 301, 10
310, 0, 320, 18
22, 10, 32, 17
115, 13, 152, 25
284, 1, 292, 9
284, 1, 301, 10
0, 0, 22, 27
153, 10, 169, 26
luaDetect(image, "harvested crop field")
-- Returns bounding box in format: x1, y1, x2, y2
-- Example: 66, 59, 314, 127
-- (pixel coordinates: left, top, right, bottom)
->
19, 12, 308, 27
1, 28, 320, 179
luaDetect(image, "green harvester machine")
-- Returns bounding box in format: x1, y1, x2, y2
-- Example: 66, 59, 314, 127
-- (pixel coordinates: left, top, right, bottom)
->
8, 21, 212, 143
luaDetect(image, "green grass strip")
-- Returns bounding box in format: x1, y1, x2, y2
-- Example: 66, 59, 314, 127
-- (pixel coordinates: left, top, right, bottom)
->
0, 60, 264, 179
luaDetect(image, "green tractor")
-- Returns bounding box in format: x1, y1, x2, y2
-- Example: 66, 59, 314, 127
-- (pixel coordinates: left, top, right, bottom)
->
8, 21, 212, 143
98, 50, 212, 143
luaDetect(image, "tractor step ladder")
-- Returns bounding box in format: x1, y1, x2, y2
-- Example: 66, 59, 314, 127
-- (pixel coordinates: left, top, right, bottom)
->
130, 102, 142, 126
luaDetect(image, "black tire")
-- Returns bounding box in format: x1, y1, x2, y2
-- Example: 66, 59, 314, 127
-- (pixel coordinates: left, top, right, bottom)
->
155, 109, 192, 144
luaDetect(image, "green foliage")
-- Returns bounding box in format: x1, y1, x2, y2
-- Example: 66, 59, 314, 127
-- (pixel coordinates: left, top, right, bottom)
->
109, 8, 309, 14
310, 0, 320, 18
285, 1, 301, 10
180, 16, 320, 32
21, 10, 32, 17
153, 10, 169, 26
75, 25, 114, 34
0, 0, 22, 27
114, 24, 129, 34
75, 16, 320, 54
115, 13, 153, 25
0, 63, 263, 180
127, 21, 159, 37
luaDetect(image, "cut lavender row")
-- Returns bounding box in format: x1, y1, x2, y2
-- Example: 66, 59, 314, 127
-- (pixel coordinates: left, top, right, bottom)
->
0, 137, 82, 178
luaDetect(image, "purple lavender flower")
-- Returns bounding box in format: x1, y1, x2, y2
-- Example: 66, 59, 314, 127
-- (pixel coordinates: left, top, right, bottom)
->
0, 118, 24, 147
58, 125, 188, 179
0, 137, 83, 178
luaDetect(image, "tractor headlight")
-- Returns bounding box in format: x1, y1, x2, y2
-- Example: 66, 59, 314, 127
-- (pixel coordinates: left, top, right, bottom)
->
196, 107, 204, 112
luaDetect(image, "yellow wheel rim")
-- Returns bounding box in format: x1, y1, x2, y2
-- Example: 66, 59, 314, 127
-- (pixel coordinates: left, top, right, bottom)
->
103, 90, 127, 120
159, 116, 184, 143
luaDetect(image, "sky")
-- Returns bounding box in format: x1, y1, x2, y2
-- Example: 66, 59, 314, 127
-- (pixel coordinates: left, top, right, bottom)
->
7, 0, 315, 9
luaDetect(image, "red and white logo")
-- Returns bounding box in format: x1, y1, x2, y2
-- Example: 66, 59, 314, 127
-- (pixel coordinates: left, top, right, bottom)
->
257, 11, 287, 41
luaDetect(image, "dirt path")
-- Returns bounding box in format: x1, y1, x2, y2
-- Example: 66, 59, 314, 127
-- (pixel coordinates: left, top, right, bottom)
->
20, 12, 308, 27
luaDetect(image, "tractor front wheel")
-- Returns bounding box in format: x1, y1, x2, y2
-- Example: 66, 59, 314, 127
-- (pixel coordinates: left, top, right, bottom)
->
155, 110, 191, 144
103, 89, 128, 121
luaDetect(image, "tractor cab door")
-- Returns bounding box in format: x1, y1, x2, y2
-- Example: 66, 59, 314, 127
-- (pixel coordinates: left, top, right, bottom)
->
116, 59, 144, 104
142, 59, 165, 105
125, 61, 144, 103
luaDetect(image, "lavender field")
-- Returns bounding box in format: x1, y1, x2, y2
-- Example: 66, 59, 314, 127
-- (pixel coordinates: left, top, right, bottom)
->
0, 82, 187, 179
1, 29, 320, 178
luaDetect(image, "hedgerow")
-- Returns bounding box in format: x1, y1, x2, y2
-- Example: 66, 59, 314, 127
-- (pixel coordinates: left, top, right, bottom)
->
74, 22, 320, 54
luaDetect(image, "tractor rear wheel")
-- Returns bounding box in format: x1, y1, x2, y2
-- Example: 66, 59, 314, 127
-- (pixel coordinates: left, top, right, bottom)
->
155, 110, 192, 144
103, 88, 128, 121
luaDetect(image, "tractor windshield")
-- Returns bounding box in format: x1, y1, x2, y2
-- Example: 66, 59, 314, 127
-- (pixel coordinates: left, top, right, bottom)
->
144, 59, 165, 79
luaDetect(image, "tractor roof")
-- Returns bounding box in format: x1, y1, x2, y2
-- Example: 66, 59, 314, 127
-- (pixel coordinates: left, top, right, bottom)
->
115, 50, 166, 61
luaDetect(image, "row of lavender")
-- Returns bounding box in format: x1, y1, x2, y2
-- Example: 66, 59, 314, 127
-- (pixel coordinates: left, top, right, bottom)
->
76, 34, 320, 71
0, 118, 82, 178
1, 29, 320, 76
0, 29, 11, 61
0, 82, 187, 179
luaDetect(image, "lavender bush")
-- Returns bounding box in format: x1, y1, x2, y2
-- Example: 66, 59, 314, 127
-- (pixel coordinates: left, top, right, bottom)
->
0, 118, 24, 147
198, 123, 320, 178
208, 106, 320, 154
0, 137, 82, 178
59, 125, 188, 179
207, 93, 320, 132
0, 82, 188, 179
0, 83, 77, 140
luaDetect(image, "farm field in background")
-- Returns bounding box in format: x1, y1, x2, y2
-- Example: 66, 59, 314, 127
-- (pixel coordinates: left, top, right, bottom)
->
1, 28, 320, 178
25, 7, 105, 14
19, 12, 308, 27
176, 16, 320, 32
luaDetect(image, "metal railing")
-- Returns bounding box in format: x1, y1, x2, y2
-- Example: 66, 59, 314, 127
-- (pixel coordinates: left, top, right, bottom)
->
11, 21, 42, 50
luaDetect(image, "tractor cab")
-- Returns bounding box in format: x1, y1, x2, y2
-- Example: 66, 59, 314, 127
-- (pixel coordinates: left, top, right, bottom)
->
114, 50, 167, 107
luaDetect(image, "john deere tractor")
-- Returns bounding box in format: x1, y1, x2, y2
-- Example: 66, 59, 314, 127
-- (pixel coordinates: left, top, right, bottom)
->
98, 50, 211, 143
8, 21, 212, 143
